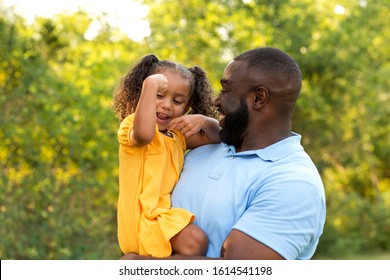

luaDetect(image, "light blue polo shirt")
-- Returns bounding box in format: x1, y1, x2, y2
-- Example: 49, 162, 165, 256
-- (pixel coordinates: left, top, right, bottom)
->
171, 133, 326, 259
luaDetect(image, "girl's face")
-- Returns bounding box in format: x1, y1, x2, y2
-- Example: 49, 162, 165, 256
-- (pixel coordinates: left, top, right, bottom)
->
156, 70, 191, 132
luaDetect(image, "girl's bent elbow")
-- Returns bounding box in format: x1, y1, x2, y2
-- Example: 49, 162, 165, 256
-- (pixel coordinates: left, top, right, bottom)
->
130, 130, 154, 147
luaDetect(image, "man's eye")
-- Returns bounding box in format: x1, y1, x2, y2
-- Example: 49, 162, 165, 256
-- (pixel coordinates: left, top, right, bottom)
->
220, 90, 227, 95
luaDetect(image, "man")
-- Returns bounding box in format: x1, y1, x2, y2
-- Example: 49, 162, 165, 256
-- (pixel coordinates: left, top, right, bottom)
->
121, 47, 326, 260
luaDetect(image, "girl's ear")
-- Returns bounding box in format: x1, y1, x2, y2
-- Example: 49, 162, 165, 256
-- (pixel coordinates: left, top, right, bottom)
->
252, 86, 269, 110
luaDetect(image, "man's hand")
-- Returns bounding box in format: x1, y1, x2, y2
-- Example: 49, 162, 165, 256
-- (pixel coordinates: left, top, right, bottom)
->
120, 253, 154, 260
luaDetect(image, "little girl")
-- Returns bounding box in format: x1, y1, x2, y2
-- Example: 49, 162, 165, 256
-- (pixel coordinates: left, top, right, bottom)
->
111, 54, 220, 258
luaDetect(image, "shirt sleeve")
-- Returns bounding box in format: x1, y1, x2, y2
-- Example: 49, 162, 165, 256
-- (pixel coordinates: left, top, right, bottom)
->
233, 181, 324, 259
118, 114, 136, 146
170, 129, 187, 151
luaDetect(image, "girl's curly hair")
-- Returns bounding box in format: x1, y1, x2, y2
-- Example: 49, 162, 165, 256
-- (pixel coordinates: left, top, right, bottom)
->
111, 54, 218, 123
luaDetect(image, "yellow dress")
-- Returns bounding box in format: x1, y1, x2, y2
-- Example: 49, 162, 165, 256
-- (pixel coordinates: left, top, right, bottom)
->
117, 114, 194, 257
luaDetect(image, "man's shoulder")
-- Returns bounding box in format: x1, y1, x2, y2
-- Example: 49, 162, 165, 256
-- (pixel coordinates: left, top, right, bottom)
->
186, 143, 225, 156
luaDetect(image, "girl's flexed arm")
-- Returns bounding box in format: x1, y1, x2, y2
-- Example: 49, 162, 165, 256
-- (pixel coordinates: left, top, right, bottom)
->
131, 74, 168, 146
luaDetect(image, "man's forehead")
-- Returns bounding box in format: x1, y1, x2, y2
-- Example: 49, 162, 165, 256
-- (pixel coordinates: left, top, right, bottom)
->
221, 60, 249, 84
225, 60, 235, 69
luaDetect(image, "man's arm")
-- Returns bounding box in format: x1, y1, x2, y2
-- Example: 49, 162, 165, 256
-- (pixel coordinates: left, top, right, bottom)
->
221, 229, 284, 260
120, 229, 283, 260
120, 253, 213, 260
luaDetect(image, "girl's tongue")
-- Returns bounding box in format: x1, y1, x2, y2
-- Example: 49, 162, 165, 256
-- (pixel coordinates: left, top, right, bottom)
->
157, 113, 170, 121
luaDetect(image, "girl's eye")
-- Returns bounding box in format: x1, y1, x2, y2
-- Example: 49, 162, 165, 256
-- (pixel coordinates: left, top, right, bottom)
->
173, 100, 183, 105
157, 94, 164, 98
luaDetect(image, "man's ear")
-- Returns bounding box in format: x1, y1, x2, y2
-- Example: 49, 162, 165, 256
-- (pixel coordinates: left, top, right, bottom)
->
252, 86, 269, 110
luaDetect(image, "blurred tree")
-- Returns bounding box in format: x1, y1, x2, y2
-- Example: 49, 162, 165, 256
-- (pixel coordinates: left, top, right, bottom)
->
0, 9, 126, 259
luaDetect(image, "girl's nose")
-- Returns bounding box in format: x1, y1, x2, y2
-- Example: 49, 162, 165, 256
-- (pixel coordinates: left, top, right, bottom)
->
161, 99, 172, 110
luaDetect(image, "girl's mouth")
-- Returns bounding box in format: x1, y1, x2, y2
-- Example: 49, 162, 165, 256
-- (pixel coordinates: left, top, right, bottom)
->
157, 112, 170, 121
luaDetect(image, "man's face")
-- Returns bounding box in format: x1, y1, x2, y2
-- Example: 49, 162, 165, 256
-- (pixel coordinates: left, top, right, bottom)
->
215, 61, 251, 147
219, 98, 249, 147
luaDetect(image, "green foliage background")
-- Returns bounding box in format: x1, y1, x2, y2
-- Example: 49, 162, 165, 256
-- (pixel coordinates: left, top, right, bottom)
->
1, 0, 389, 259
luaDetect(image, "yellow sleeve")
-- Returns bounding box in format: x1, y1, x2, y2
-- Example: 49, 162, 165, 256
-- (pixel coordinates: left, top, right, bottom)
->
118, 114, 135, 146
170, 129, 187, 151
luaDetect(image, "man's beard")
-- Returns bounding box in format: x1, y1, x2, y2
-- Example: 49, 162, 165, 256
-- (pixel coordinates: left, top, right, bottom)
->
219, 98, 249, 148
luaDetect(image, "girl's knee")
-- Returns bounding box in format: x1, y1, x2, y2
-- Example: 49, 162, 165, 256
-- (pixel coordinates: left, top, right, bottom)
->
171, 224, 208, 256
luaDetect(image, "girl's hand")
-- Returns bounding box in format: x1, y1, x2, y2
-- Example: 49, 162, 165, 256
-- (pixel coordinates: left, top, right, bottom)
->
170, 115, 221, 149
169, 114, 206, 138
144, 73, 168, 93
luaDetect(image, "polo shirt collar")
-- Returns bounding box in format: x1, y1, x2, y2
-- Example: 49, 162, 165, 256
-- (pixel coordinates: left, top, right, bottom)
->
225, 132, 303, 162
